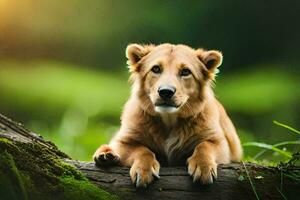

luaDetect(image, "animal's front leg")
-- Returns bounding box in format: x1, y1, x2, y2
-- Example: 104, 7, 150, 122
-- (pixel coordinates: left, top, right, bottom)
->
187, 139, 229, 184
95, 142, 160, 187
125, 146, 160, 187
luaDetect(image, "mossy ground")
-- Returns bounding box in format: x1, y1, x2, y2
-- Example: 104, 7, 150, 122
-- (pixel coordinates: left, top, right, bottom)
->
0, 137, 118, 200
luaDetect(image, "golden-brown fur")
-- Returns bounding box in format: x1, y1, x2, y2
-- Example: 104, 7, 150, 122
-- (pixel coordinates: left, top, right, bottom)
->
93, 43, 242, 187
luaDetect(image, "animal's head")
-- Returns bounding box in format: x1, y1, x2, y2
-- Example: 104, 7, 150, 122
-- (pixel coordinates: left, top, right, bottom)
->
126, 43, 222, 117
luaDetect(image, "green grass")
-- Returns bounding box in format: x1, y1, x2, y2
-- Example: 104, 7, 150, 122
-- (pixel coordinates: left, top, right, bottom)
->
253, 140, 300, 159
216, 65, 300, 114
242, 161, 260, 200
243, 142, 293, 159
273, 121, 300, 136
243, 121, 300, 163
0, 60, 129, 118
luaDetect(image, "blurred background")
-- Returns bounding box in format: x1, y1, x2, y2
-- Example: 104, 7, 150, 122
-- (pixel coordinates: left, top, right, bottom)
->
0, 0, 299, 162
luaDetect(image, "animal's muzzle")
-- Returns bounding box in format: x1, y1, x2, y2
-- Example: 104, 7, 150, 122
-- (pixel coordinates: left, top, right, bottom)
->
158, 85, 176, 100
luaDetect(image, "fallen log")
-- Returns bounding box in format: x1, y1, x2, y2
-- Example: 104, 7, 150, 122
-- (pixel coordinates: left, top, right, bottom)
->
0, 113, 299, 200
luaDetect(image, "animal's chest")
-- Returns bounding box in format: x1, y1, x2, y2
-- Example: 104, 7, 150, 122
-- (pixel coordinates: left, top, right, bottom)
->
149, 126, 202, 166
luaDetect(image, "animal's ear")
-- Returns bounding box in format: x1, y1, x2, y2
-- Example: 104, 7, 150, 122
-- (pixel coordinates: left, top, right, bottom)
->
126, 44, 154, 67
196, 49, 223, 73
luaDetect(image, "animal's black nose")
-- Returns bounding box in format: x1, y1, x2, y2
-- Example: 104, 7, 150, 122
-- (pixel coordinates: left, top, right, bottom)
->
158, 85, 176, 99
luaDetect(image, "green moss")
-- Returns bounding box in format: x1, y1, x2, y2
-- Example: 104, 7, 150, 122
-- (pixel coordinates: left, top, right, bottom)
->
59, 176, 118, 200
0, 136, 118, 200
0, 138, 13, 144
0, 152, 28, 200
59, 161, 86, 180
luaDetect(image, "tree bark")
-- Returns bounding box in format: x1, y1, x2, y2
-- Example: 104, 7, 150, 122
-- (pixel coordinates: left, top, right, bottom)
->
0, 113, 299, 200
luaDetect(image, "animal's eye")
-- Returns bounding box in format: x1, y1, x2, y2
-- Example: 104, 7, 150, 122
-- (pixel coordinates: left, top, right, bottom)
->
180, 68, 191, 77
151, 65, 161, 74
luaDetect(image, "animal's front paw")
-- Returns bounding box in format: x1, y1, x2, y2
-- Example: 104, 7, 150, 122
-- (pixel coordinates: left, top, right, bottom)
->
93, 144, 120, 167
187, 156, 217, 184
130, 159, 160, 188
